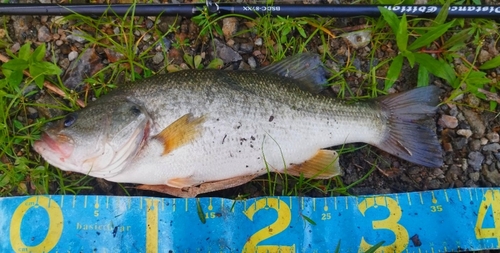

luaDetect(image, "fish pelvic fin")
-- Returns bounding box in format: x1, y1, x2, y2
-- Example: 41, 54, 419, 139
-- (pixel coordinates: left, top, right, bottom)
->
261, 53, 327, 94
287, 150, 343, 179
375, 86, 443, 167
155, 113, 205, 156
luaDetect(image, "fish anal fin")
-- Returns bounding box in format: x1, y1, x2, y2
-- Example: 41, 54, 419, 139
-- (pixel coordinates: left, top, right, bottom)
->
155, 113, 205, 156
287, 149, 342, 179
138, 174, 258, 197
166, 177, 199, 188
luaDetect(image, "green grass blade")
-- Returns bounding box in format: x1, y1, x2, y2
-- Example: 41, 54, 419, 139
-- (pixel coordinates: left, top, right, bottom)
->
479, 55, 500, 70
378, 7, 400, 35
414, 53, 456, 85
396, 14, 408, 52
385, 54, 404, 90
408, 22, 453, 51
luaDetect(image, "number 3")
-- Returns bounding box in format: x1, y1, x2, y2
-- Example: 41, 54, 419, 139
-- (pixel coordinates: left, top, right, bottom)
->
358, 197, 409, 252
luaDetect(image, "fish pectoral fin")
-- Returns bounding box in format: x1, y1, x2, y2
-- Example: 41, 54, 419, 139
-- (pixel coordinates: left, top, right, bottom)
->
154, 113, 205, 156
286, 149, 343, 179
166, 177, 199, 188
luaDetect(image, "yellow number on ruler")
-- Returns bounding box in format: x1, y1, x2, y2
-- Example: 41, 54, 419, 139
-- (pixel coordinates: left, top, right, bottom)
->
242, 198, 295, 253
358, 196, 409, 252
10, 196, 63, 252
475, 190, 500, 244
146, 199, 159, 253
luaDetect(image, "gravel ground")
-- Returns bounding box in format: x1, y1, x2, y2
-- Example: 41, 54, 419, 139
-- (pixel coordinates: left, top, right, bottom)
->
1, 0, 500, 252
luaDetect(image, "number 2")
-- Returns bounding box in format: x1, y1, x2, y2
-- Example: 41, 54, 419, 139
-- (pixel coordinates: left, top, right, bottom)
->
242, 198, 295, 252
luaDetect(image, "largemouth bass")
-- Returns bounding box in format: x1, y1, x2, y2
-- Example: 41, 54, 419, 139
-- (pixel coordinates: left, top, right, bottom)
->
34, 54, 443, 197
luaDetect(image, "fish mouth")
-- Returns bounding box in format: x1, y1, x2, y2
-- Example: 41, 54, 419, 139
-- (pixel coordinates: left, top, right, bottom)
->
34, 132, 74, 160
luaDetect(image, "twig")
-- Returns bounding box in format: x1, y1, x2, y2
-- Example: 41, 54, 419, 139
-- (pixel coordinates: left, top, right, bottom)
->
0, 52, 86, 108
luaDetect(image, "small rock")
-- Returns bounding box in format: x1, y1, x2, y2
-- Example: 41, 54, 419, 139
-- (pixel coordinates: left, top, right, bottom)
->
478, 49, 491, 63
438, 115, 458, 128
239, 42, 253, 54
481, 138, 489, 145
37, 25, 51, 42
254, 37, 263, 46
453, 137, 467, 150
464, 94, 481, 107
483, 143, 500, 152
152, 52, 164, 64
482, 168, 500, 185
247, 56, 257, 69
469, 172, 480, 182
66, 30, 87, 43
60, 44, 71, 54
456, 129, 472, 138
468, 152, 484, 171
212, 39, 242, 64
55, 40, 63, 46
58, 58, 70, 70
222, 17, 238, 40
461, 107, 486, 138
486, 132, 500, 143
469, 139, 482, 151
341, 30, 372, 49
68, 51, 78, 61
10, 42, 21, 53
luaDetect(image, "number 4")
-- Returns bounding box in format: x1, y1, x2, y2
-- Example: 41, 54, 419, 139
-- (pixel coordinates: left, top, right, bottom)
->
475, 190, 500, 244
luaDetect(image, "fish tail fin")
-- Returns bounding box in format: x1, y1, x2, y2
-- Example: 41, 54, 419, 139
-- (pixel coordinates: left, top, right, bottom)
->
374, 86, 443, 167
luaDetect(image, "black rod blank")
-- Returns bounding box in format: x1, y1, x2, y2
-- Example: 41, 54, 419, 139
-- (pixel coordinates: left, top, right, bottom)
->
0, 3, 499, 18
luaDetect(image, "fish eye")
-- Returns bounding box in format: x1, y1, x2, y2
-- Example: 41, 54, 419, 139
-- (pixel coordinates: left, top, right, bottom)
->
130, 105, 142, 116
63, 114, 77, 128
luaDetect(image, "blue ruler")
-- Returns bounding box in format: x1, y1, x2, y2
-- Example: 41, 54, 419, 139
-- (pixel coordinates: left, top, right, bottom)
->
1, 188, 499, 252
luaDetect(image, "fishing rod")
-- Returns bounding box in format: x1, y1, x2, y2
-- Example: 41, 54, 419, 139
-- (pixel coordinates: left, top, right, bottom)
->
0, 1, 499, 18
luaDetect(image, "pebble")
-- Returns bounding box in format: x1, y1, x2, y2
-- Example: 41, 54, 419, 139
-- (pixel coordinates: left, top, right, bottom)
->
481, 138, 489, 145
478, 49, 491, 63
222, 17, 238, 40
456, 129, 472, 138
469, 172, 480, 182
212, 39, 242, 64
59, 58, 70, 70
341, 30, 371, 49
37, 25, 51, 42
247, 56, 257, 69
438, 115, 458, 128
452, 137, 467, 150
469, 139, 482, 151
254, 37, 263, 46
67, 30, 87, 43
486, 132, 500, 143
10, 42, 21, 53
483, 143, 500, 152
152, 52, 164, 64
239, 42, 253, 54
483, 168, 500, 185
68, 51, 78, 61
468, 152, 484, 171
461, 107, 486, 138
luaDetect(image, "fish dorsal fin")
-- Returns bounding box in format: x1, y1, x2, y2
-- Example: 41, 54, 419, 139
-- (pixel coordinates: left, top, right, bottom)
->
155, 113, 205, 156
286, 149, 342, 179
260, 53, 328, 94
